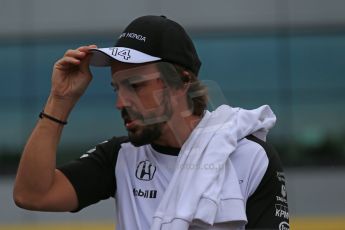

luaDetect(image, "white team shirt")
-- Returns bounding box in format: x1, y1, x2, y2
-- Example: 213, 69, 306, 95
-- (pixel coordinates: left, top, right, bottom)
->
58, 135, 289, 230
115, 138, 268, 230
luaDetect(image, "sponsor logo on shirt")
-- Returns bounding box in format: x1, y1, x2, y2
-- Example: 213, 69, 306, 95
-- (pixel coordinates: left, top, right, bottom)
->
133, 188, 157, 198
275, 204, 289, 219
276, 171, 286, 183
281, 184, 287, 197
279, 221, 290, 230
276, 184, 288, 203
276, 196, 288, 204
136, 160, 156, 181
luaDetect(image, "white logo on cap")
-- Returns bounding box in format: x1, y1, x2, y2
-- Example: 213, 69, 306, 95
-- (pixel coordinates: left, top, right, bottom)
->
119, 32, 146, 42
110, 48, 131, 60
94, 47, 161, 64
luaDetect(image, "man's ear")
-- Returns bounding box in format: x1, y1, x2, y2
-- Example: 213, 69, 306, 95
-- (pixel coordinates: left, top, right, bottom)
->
180, 70, 191, 93
181, 70, 191, 83
169, 70, 191, 98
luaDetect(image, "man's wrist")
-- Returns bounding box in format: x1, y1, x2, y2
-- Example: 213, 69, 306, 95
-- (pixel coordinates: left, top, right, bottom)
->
43, 95, 76, 121
39, 111, 68, 125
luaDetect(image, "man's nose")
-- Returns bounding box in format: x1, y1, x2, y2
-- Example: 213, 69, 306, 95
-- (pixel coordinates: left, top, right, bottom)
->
115, 92, 130, 110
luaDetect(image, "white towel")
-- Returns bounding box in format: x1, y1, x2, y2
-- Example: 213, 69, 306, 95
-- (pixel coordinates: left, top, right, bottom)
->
150, 105, 276, 230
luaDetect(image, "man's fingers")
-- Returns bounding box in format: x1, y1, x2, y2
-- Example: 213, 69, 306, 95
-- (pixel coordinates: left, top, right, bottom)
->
87, 44, 98, 49
55, 56, 81, 69
63, 45, 98, 62
76, 45, 98, 70
57, 45, 98, 70
64, 49, 86, 59
76, 45, 98, 53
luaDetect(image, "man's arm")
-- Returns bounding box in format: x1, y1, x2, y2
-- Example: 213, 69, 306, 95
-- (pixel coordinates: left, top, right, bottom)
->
13, 45, 97, 211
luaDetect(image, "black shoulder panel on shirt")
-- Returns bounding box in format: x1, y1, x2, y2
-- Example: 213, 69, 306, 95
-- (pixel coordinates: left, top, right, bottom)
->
58, 136, 129, 212
245, 135, 289, 230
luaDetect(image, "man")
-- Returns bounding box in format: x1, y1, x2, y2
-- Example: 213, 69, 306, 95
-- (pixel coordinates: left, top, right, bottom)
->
14, 15, 289, 230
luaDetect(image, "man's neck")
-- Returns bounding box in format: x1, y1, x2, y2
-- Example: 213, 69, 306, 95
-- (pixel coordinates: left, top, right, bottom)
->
152, 113, 202, 148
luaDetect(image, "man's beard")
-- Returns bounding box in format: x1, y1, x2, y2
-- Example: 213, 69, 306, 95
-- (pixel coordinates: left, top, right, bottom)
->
121, 92, 173, 147
128, 122, 163, 147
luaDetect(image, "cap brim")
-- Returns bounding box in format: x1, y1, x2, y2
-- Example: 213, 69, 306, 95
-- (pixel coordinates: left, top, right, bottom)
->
89, 47, 161, 66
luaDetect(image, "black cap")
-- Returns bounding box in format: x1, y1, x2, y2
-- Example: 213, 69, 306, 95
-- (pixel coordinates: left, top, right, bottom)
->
89, 15, 201, 75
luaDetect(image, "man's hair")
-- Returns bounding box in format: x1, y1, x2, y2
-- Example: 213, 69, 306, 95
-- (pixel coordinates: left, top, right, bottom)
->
157, 62, 208, 116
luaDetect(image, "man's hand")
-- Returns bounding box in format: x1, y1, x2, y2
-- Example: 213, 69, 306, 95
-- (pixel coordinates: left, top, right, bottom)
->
43, 45, 97, 119
50, 45, 97, 104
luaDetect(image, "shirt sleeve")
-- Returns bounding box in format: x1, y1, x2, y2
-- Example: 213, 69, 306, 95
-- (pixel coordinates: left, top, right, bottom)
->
245, 135, 289, 229
57, 136, 128, 212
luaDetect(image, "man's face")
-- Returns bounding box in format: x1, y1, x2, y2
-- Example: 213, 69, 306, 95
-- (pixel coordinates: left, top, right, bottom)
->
111, 62, 174, 146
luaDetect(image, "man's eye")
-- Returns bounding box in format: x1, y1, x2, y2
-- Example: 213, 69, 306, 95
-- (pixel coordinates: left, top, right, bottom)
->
131, 83, 139, 88
131, 83, 143, 90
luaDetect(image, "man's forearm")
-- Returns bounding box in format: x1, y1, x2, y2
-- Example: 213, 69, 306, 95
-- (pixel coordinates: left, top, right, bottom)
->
13, 97, 72, 208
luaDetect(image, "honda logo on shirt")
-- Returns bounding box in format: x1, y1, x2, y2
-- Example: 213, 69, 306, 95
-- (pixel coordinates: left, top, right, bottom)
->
135, 160, 156, 181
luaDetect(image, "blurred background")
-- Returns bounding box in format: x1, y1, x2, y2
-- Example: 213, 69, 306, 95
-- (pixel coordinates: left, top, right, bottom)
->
1, 0, 344, 229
